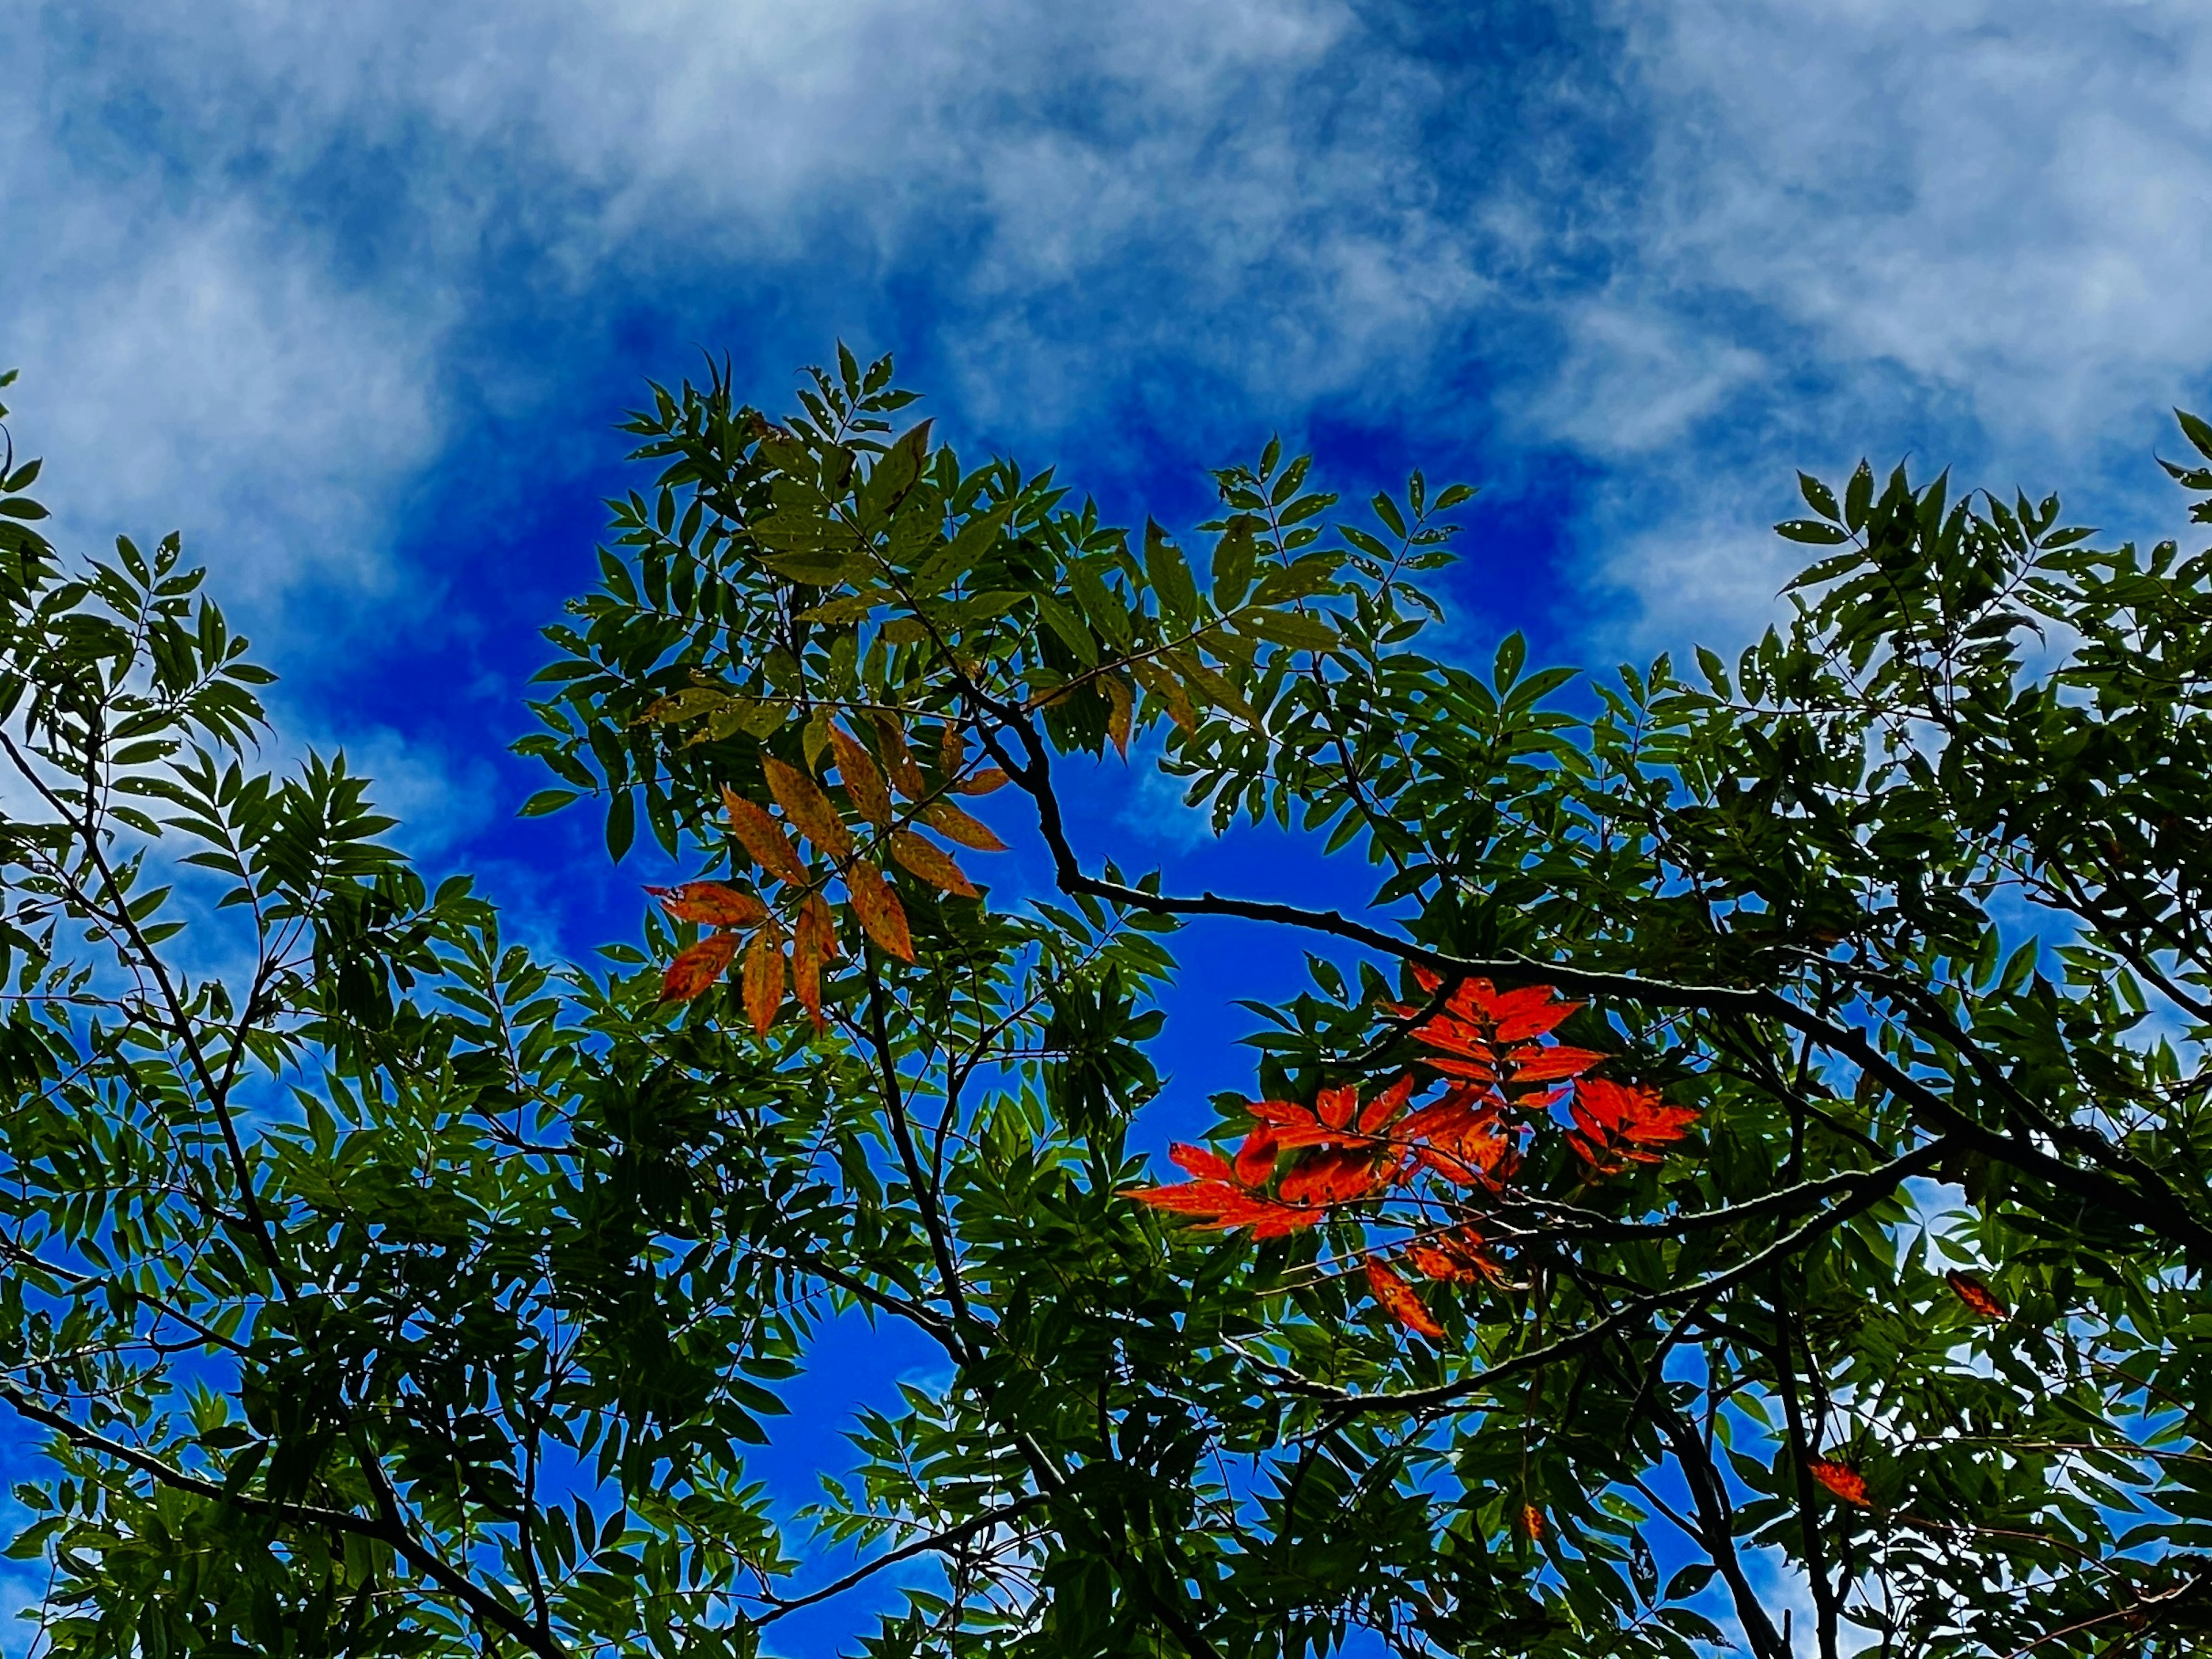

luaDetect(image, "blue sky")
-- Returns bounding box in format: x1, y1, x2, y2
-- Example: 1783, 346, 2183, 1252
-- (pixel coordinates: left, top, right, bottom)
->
5, 0, 2212, 1649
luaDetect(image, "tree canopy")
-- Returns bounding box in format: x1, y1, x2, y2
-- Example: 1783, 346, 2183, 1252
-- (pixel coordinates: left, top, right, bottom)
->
6, 353, 2212, 1658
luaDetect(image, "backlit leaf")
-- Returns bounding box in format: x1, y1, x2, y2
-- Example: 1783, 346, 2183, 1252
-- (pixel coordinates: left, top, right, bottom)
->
919, 799, 1007, 851
764, 757, 854, 861
1364, 1258, 1444, 1340
830, 725, 892, 827
660, 933, 738, 1005
722, 785, 809, 886
888, 830, 977, 897
647, 882, 766, 927
844, 858, 914, 961
743, 929, 786, 1035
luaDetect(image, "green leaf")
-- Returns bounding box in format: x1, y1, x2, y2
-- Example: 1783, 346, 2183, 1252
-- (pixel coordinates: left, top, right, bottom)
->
1776, 518, 1850, 544
1145, 520, 1200, 622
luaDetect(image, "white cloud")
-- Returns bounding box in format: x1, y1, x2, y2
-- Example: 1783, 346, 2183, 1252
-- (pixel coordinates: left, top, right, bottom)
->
1558, 0, 2212, 641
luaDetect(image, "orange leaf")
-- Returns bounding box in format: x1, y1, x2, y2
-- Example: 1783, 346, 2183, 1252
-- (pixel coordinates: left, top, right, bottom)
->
1169, 1142, 1237, 1183
647, 881, 767, 927
1104, 675, 1132, 759
1364, 1258, 1444, 1340
791, 917, 825, 1033
955, 767, 1010, 796
844, 858, 914, 961
1809, 1460, 1869, 1507
763, 757, 854, 861
869, 713, 927, 798
742, 929, 786, 1035
798, 891, 843, 960
888, 828, 978, 897
1517, 1503, 1545, 1541
919, 798, 1007, 851
1946, 1271, 2006, 1321
830, 724, 893, 827
1317, 1084, 1358, 1130
722, 786, 809, 887
1233, 1123, 1279, 1186
660, 933, 738, 1004
1509, 1045, 1609, 1083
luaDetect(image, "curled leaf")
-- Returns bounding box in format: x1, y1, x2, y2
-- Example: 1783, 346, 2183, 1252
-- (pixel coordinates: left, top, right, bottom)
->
1809, 1460, 1869, 1507
919, 799, 1008, 851
722, 785, 809, 887
764, 757, 854, 861
1517, 1503, 1545, 1541
1232, 1123, 1279, 1187
1946, 1271, 2007, 1321
889, 829, 978, 897
844, 858, 915, 961
956, 767, 1011, 796
1364, 1258, 1444, 1340
647, 881, 767, 928
660, 933, 738, 1005
830, 724, 893, 827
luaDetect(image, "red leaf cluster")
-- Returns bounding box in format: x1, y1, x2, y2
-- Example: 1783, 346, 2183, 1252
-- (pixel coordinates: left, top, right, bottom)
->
1566, 1078, 1700, 1175
1127, 968, 1703, 1347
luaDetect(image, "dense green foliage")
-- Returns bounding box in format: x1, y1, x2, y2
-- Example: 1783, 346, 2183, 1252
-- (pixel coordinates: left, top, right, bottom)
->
6, 352, 2212, 1658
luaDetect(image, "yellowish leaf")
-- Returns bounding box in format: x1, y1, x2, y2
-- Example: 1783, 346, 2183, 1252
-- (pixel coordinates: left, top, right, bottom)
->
743, 928, 786, 1035
1104, 675, 1132, 759
844, 858, 915, 961
889, 830, 978, 897
763, 757, 854, 861
722, 785, 809, 887
919, 799, 1008, 852
830, 725, 893, 827
661, 933, 738, 1005
869, 712, 927, 798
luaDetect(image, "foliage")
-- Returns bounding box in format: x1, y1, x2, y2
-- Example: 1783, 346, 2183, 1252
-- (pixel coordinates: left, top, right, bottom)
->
7, 349, 2212, 1659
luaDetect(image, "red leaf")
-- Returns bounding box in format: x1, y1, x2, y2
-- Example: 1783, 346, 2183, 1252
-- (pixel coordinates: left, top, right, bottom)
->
660, 933, 738, 1004
1809, 1460, 1870, 1507
1365, 1258, 1445, 1340
1509, 1045, 1608, 1083
1946, 1271, 2007, 1321
1358, 1073, 1416, 1133
648, 881, 767, 927
1130, 1181, 1241, 1217
1168, 1142, 1237, 1184
1233, 1124, 1279, 1187
1317, 1083, 1358, 1130
1279, 1147, 1380, 1206
1406, 1228, 1504, 1286
1517, 1503, 1545, 1541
